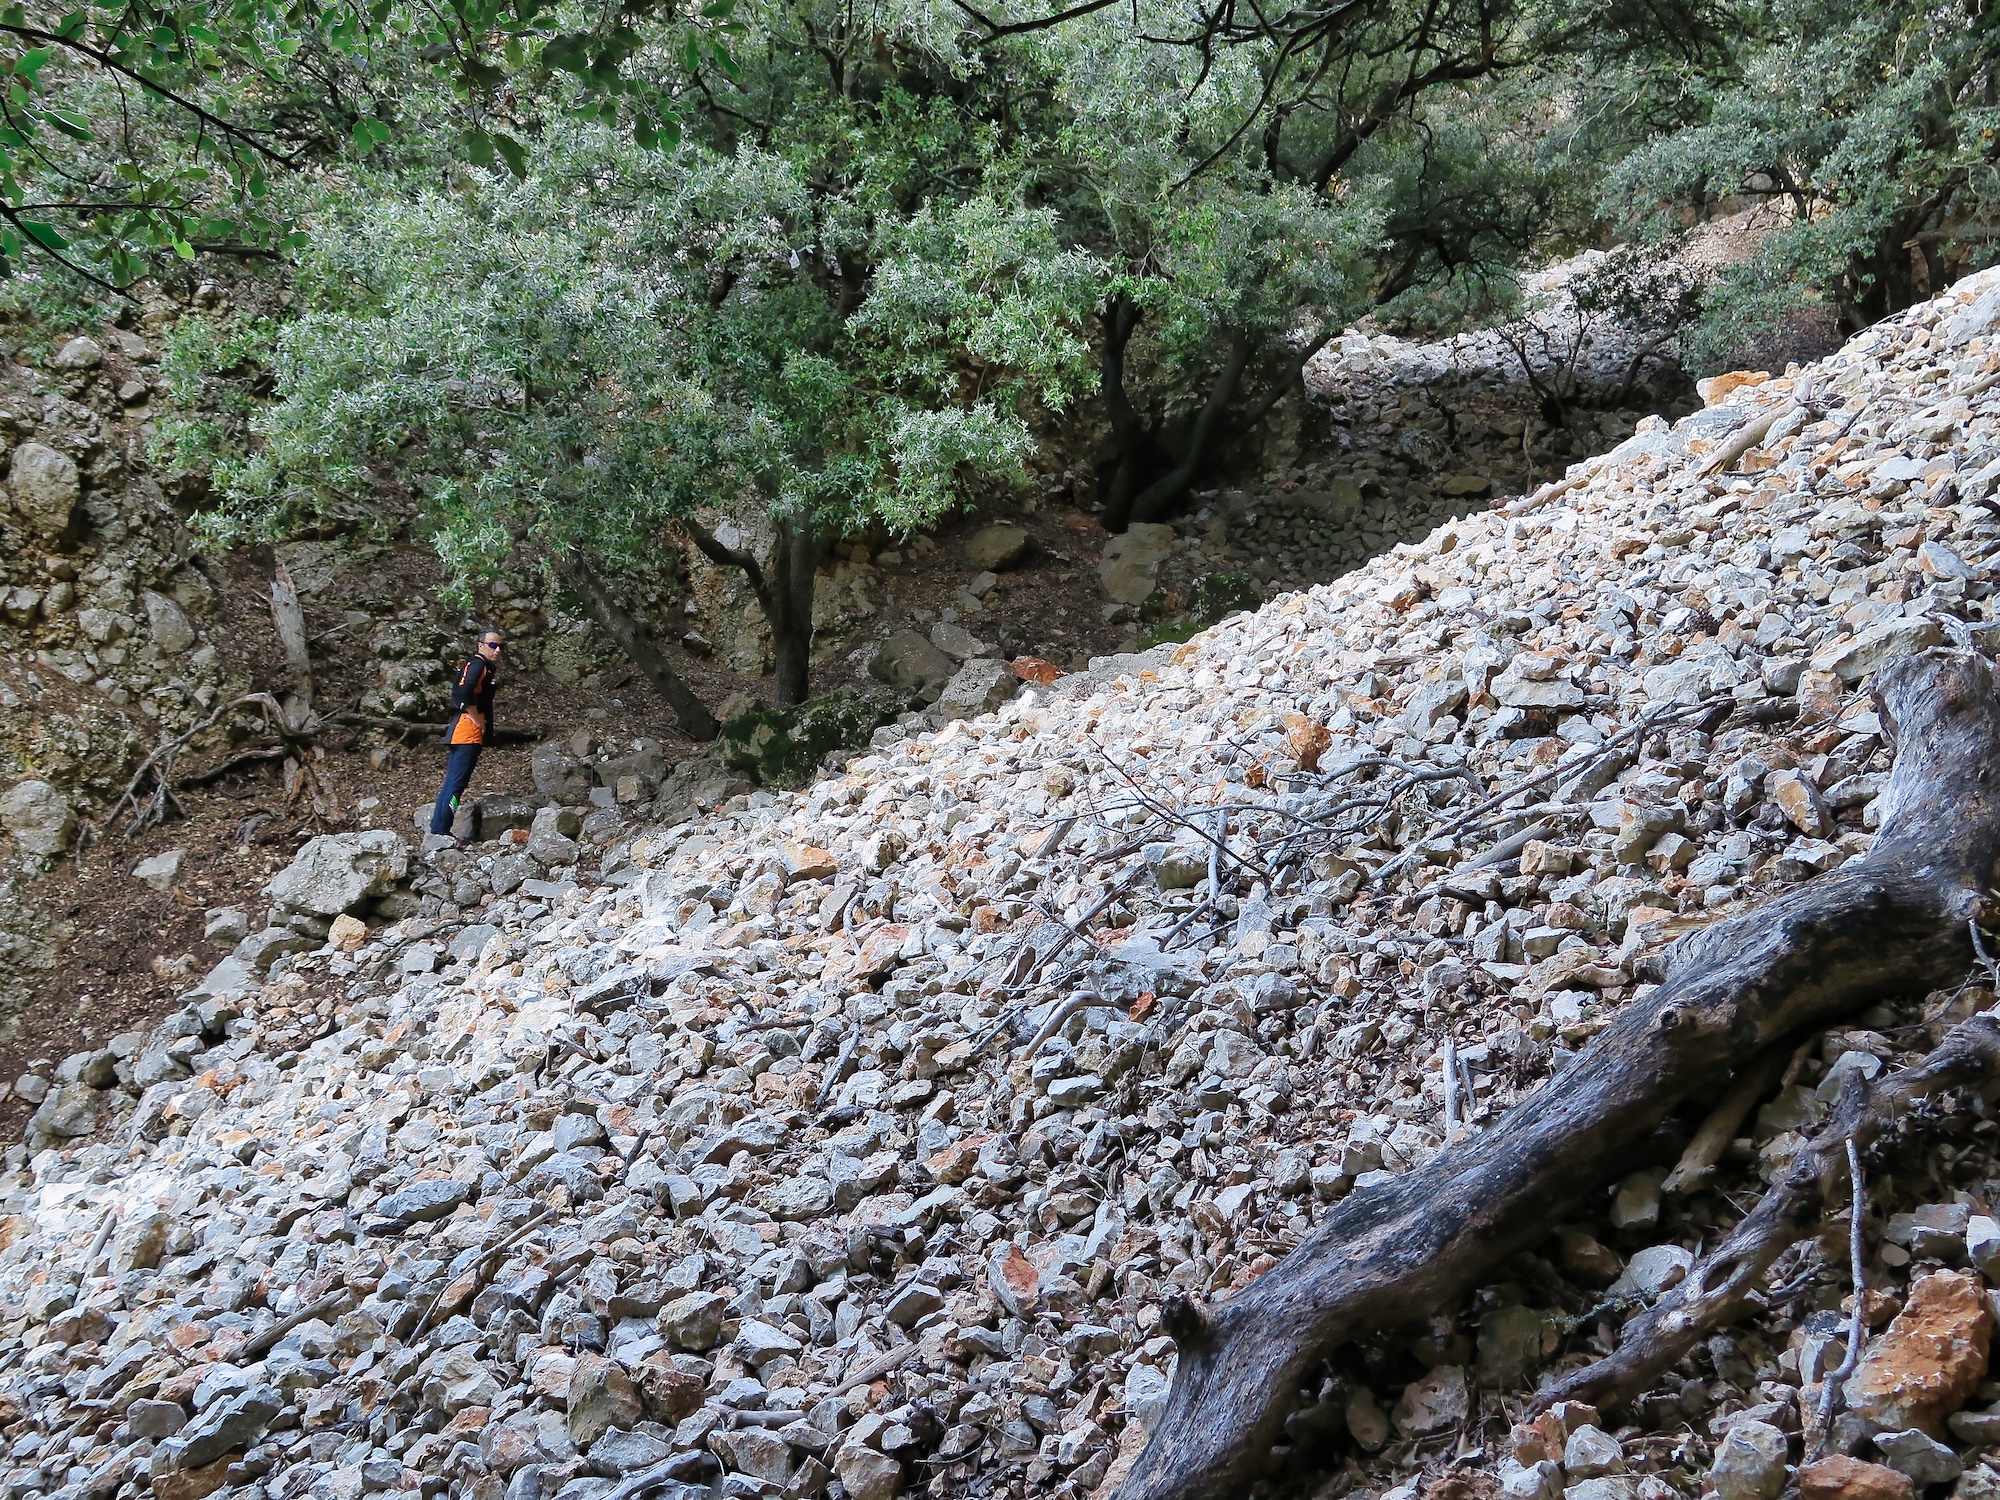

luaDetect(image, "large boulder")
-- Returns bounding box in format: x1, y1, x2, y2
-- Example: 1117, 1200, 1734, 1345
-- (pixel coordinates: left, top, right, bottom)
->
141, 591, 196, 654
596, 738, 670, 796
1099, 522, 1176, 605
721, 686, 901, 787
964, 523, 1031, 571
264, 830, 410, 916
0, 780, 76, 857
868, 630, 955, 691
530, 739, 593, 803
938, 658, 1019, 721
50, 335, 102, 371
8, 443, 81, 540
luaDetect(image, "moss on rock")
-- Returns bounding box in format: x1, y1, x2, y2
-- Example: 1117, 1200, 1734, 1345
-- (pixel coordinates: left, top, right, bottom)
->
720, 685, 904, 787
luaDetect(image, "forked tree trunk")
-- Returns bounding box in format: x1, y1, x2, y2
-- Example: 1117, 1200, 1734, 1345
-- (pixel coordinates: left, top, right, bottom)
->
682, 512, 822, 710
1115, 649, 2000, 1500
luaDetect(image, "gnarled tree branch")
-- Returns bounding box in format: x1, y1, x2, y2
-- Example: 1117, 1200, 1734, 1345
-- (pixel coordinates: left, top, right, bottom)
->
1115, 648, 2000, 1500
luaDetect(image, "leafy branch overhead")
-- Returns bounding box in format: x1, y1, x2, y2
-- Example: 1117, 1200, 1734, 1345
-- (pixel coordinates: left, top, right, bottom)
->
0, 0, 745, 287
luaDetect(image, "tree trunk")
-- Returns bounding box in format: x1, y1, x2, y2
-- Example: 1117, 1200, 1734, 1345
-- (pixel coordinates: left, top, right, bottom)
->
1124, 329, 1251, 528
269, 564, 315, 732
766, 518, 817, 709
561, 560, 719, 742
1113, 649, 2000, 1500
1099, 295, 1153, 534
681, 513, 821, 709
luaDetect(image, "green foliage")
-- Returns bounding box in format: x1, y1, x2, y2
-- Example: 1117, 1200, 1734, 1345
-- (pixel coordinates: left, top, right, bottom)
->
1188, 572, 1263, 624
1604, 0, 1999, 350
1134, 570, 1262, 648
184, 119, 1095, 601
0, 0, 743, 288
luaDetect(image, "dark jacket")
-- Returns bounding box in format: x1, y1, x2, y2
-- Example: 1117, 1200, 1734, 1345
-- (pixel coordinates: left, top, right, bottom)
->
447, 657, 497, 744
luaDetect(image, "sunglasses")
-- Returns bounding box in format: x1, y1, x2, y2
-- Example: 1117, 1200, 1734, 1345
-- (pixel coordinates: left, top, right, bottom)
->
481, 640, 505, 651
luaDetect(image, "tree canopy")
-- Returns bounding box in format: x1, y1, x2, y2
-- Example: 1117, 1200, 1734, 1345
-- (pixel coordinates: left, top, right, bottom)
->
15, 0, 1989, 719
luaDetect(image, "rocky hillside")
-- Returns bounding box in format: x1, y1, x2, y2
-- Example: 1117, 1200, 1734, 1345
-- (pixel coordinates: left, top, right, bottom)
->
0, 267, 1996, 1500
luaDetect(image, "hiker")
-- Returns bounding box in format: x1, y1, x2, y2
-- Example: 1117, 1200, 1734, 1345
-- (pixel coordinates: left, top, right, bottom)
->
429, 630, 503, 839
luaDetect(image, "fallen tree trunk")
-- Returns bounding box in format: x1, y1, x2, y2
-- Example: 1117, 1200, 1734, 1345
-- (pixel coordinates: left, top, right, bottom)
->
1538, 1006, 2000, 1415
1115, 648, 2000, 1500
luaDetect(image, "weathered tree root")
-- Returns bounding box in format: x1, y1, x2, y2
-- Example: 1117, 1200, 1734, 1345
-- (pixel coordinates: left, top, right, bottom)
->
1539, 1007, 2000, 1413
1115, 650, 2000, 1500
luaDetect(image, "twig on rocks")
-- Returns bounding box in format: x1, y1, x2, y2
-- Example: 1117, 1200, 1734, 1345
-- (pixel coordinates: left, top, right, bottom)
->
81, 1211, 117, 1276
833, 1342, 922, 1394
1660, 1040, 1808, 1194
1457, 820, 1553, 874
1811, 1133, 1870, 1454
1022, 990, 1119, 1056
1698, 403, 1794, 476
1971, 919, 2000, 989
814, 1033, 860, 1110
240, 1287, 355, 1361
412, 1205, 559, 1340
1370, 698, 1724, 887
1034, 814, 1079, 859
721, 1406, 810, 1427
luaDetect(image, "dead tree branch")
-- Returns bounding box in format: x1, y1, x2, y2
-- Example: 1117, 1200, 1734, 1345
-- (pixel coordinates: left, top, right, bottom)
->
1114, 649, 2000, 1500
99, 692, 288, 839
1538, 1008, 2000, 1415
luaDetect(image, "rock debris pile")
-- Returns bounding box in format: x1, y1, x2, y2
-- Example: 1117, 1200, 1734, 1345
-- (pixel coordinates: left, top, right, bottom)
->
4, 269, 2000, 1500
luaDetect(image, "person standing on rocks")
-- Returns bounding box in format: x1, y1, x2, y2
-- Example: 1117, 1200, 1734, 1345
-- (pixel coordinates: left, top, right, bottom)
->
429, 630, 503, 841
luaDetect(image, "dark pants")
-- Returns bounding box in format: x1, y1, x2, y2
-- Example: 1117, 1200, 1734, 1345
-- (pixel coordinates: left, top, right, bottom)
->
429, 744, 482, 836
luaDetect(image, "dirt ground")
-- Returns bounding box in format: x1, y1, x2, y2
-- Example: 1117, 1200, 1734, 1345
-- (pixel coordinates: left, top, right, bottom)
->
0, 496, 1144, 1133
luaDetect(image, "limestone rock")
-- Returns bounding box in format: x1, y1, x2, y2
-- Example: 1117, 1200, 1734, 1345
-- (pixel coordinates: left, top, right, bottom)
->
131, 849, 185, 891
1, 779, 76, 857
142, 590, 196, 654
530, 739, 593, 803
1809, 618, 1944, 686
52, 335, 103, 370
264, 830, 410, 916
869, 630, 955, 690
1393, 1364, 1467, 1434
1708, 1419, 1787, 1500
1797, 1458, 1914, 1500
1873, 1429, 1961, 1487
834, 1441, 904, 1500
373, 1178, 473, 1226
937, 658, 1018, 721
567, 1354, 641, 1448
8, 442, 81, 538
1099, 522, 1176, 605
176, 1384, 282, 1469
1562, 1425, 1624, 1479
964, 524, 1031, 571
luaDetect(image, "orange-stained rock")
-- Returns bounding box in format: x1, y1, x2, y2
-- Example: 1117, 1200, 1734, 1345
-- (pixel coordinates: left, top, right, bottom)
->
1844, 1269, 1993, 1436
1797, 1456, 1915, 1500
1697, 369, 1771, 406
781, 843, 837, 881
925, 1132, 993, 1185
152, 1457, 236, 1500
1010, 656, 1061, 686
